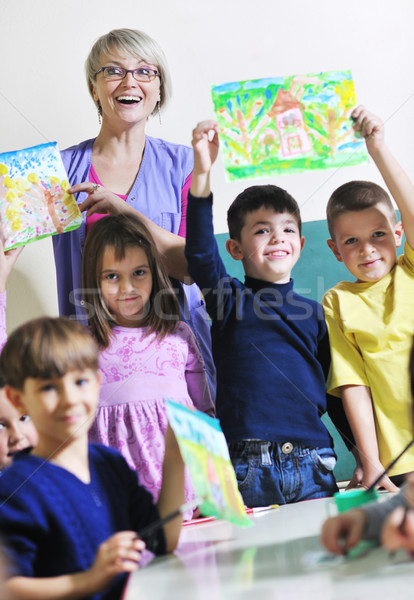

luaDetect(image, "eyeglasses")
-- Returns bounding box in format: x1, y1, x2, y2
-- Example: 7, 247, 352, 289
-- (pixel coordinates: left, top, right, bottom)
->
94, 65, 160, 83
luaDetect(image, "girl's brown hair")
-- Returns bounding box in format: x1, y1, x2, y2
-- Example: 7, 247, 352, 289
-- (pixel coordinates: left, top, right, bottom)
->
82, 214, 180, 349
0, 317, 99, 391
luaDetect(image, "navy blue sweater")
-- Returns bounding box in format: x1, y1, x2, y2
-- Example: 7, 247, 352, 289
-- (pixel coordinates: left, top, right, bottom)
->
185, 193, 333, 448
0, 445, 165, 600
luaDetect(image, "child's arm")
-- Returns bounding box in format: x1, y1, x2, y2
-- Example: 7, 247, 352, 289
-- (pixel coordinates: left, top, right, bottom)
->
342, 384, 398, 492
4, 531, 145, 600
0, 236, 23, 350
352, 105, 414, 249
156, 425, 185, 552
190, 120, 220, 198
0, 238, 23, 294
381, 474, 414, 552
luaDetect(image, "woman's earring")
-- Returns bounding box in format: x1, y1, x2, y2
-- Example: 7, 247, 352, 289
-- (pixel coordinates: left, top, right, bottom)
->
97, 101, 102, 125
157, 101, 162, 125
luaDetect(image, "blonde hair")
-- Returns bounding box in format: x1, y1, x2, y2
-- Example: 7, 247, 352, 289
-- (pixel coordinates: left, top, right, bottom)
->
0, 318, 99, 391
82, 214, 180, 349
85, 28, 172, 116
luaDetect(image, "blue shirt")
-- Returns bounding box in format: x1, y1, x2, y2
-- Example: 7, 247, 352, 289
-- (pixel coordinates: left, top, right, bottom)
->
0, 444, 165, 600
185, 193, 333, 447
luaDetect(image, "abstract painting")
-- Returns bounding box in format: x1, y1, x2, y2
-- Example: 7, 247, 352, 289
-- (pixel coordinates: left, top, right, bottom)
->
211, 70, 368, 181
0, 142, 82, 250
166, 400, 252, 527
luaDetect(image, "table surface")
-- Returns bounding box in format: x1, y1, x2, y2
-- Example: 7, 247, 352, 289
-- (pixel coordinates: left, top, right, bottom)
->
124, 497, 414, 600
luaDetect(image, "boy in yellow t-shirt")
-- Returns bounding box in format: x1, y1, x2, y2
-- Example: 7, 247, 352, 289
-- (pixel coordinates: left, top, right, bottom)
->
323, 105, 414, 492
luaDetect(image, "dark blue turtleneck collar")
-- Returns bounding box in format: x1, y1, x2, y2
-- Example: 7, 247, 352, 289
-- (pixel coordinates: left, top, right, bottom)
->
244, 275, 294, 294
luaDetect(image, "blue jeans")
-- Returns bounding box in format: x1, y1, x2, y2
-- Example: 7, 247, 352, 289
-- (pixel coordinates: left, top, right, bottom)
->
229, 440, 338, 507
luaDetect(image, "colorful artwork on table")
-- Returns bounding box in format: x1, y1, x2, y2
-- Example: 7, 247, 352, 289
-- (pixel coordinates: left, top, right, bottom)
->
0, 142, 82, 250
166, 401, 252, 527
211, 69, 368, 181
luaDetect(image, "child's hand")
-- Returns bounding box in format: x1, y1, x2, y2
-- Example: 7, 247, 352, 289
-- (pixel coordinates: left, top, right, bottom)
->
87, 531, 145, 592
191, 120, 220, 177
351, 105, 384, 155
361, 461, 399, 493
381, 506, 414, 552
345, 448, 363, 490
0, 232, 23, 294
320, 510, 367, 555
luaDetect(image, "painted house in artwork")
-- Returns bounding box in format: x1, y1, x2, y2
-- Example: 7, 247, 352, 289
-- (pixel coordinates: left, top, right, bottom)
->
268, 89, 312, 158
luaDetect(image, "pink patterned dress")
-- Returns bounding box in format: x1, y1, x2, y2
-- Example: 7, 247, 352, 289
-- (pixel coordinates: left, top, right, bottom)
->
88, 321, 214, 513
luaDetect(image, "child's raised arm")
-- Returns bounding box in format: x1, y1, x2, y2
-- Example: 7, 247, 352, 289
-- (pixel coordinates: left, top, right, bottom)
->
0, 236, 23, 294
352, 105, 414, 249
190, 120, 220, 198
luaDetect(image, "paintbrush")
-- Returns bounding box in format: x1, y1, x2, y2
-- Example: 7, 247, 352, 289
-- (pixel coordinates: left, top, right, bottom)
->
137, 496, 204, 540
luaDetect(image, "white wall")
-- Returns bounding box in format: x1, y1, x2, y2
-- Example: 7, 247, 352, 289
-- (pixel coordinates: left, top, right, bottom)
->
1, 0, 414, 331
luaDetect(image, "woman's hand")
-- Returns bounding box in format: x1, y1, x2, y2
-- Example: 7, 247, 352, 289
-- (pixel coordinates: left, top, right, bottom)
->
69, 183, 126, 217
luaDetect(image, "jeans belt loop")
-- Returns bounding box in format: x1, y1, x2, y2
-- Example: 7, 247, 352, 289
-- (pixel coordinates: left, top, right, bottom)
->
260, 442, 272, 465
281, 442, 294, 455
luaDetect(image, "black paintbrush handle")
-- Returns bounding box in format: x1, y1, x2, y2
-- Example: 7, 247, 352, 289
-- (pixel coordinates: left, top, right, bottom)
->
137, 508, 182, 540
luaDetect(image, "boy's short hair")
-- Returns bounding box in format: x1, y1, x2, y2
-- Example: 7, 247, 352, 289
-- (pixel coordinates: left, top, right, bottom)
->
0, 317, 99, 390
326, 180, 396, 239
227, 185, 302, 241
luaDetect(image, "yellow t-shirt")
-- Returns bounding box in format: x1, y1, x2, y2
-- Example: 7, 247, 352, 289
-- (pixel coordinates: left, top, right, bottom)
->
322, 242, 414, 476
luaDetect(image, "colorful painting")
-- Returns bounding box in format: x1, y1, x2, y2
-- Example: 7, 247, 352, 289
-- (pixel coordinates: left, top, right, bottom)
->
0, 142, 82, 250
166, 401, 252, 528
211, 70, 368, 181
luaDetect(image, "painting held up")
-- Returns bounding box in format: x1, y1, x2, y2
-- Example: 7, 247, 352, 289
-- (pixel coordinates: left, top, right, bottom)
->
211, 70, 368, 182
0, 142, 82, 250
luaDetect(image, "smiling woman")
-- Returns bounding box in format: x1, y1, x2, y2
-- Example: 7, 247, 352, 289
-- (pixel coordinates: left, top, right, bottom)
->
52, 28, 216, 402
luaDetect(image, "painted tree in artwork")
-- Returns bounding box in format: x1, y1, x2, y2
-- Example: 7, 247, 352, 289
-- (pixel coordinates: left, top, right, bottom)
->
0, 142, 82, 250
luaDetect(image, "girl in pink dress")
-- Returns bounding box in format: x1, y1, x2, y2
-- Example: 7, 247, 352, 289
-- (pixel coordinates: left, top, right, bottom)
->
82, 213, 214, 512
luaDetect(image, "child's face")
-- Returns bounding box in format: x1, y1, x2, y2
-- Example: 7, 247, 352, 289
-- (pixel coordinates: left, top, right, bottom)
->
0, 390, 38, 469
226, 208, 304, 283
100, 245, 153, 327
7, 369, 100, 455
327, 204, 403, 283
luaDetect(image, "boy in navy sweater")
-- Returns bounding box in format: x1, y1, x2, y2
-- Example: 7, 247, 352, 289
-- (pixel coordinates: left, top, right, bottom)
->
185, 120, 347, 507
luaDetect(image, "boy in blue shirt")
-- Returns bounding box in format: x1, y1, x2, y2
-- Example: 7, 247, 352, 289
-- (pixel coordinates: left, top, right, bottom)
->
185, 120, 347, 507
